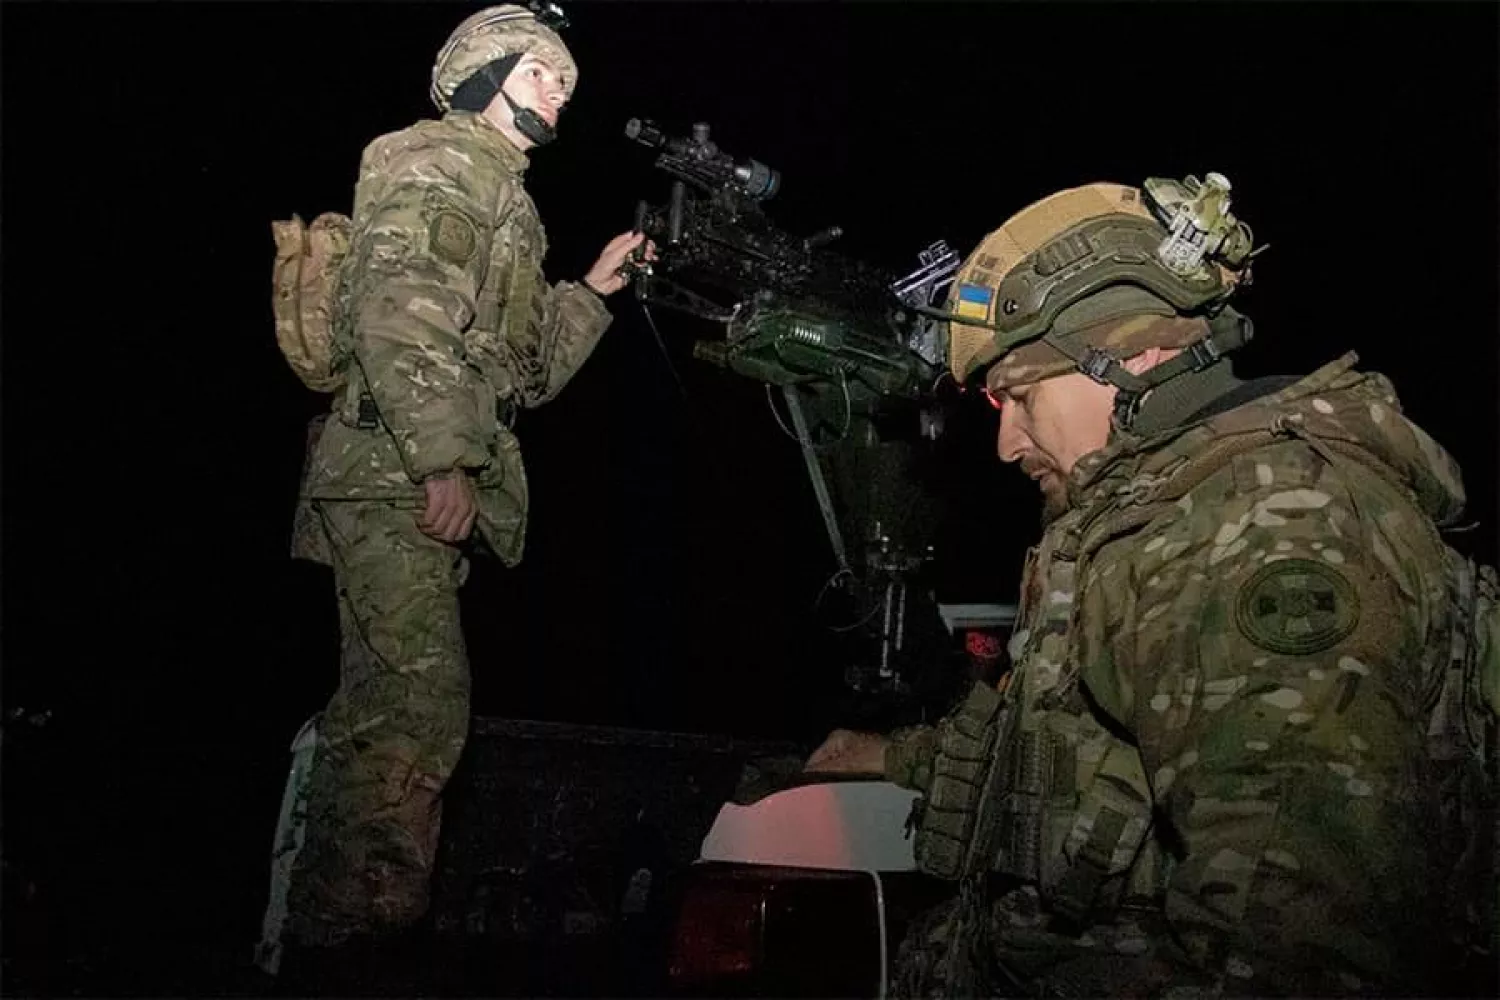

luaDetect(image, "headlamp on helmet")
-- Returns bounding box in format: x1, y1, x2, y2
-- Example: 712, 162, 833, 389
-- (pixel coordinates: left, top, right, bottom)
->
527, 1, 568, 30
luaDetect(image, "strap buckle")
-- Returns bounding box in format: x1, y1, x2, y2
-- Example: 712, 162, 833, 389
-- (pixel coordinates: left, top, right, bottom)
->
1079, 348, 1118, 385
356, 393, 380, 430
1187, 334, 1225, 372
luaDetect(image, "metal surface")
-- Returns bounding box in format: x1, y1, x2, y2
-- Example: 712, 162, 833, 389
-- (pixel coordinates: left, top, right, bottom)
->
782, 384, 852, 574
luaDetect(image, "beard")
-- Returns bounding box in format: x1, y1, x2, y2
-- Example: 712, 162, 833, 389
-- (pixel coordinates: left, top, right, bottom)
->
1021, 457, 1071, 524
1039, 477, 1070, 524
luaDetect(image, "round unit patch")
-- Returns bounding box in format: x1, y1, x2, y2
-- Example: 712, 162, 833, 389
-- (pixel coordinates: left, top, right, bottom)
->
1234, 558, 1359, 655
428, 209, 478, 267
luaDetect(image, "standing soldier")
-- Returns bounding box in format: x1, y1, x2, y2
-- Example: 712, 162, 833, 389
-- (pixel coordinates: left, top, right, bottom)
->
262, 4, 650, 990
808, 175, 1497, 996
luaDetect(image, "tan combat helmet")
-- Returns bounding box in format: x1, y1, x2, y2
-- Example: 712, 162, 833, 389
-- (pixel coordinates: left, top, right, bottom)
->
941, 175, 1261, 424
430, 3, 578, 114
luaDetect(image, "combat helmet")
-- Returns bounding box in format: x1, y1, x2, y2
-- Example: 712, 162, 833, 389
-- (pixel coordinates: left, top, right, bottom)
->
940, 174, 1261, 427
430, 2, 576, 145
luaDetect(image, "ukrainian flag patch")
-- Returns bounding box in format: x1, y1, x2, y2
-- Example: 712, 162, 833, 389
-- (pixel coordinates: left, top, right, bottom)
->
954, 283, 993, 320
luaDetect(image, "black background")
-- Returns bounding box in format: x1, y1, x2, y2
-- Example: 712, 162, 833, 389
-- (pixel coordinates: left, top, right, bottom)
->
3, 0, 1496, 991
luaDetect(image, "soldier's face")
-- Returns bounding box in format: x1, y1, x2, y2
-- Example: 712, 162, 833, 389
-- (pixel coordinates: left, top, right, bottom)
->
992, 372, 1115, 518
502, 53, 568, 134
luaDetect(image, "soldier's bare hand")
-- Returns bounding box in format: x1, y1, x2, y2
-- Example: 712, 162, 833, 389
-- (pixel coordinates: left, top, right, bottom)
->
417, 470, 478, 543
583, 231, 655, 296
804, 728, 889, 775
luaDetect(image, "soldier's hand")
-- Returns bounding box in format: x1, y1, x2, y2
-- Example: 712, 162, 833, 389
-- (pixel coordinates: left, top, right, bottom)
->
583, 231, 655, 296
804, 728, 889, 775
417, 469, 478, 543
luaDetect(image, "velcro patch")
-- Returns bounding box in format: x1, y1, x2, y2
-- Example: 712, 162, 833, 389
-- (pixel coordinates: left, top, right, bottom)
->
1235, 558, 1359, 655
428, 209, 478, 267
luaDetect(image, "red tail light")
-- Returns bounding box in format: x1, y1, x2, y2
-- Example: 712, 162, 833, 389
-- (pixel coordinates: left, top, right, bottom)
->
667, 878, 766, 989
665, 865, 889, 997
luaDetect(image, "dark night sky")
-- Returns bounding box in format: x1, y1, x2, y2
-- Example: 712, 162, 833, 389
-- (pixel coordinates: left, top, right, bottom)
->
2, 0, 1497, 982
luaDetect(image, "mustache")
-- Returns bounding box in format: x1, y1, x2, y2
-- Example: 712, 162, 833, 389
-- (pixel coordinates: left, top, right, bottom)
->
1020, 456, 1052, 481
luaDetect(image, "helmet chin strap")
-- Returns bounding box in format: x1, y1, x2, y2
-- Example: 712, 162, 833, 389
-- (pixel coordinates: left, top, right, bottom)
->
1046, 307, 1255, 431
449, 53, 559, 148
501, 88, 557, 146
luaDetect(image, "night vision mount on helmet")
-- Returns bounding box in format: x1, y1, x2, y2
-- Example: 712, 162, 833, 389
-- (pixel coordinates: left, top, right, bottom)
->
932, 173, 1267, 428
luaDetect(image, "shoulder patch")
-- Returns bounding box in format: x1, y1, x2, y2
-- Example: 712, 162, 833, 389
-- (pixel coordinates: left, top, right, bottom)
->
428, 209, 478, 267
1234, 558, 1360, 655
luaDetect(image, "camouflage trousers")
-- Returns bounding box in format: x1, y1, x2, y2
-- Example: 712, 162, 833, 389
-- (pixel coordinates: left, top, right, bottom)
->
891, 886, 999, 999
891, 885, 1195, 999
282, 499, 473, 948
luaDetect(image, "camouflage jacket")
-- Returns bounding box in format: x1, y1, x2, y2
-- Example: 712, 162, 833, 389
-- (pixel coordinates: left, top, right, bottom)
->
888, 353, 1486, 995
297, 111, 612, 565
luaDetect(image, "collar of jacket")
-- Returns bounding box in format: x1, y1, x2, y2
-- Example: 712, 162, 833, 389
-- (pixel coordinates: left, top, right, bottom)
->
443, 110, 531, 175
1063, 352, 1365, 511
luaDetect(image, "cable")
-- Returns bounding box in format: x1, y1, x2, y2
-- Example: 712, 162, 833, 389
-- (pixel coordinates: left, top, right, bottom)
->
830, 371, 853, 443
827, 601, 884, 635
763, 370, 853, 451
813, 566, 857, 610
812, 566, 885, 634
639, 302, 688, 401
766, 384, 798, 440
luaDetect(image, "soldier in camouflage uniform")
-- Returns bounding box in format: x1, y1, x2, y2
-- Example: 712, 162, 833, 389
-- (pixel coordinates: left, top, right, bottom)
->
808, 177, 1495, 996
271, 4, 651, 978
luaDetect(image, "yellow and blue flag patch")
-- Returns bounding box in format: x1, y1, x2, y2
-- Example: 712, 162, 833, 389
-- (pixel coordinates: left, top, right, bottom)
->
954, 282, 993, 320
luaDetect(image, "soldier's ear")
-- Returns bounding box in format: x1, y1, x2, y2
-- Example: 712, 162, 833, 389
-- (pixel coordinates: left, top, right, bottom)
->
1121, 346, 1176, 376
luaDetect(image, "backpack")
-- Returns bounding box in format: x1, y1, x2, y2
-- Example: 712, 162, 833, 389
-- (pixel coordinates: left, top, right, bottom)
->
271, 212, 353, 393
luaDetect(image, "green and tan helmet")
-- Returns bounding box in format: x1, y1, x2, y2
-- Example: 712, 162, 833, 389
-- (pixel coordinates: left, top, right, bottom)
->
942, 175, 1259, 396
430, 4, 577, 114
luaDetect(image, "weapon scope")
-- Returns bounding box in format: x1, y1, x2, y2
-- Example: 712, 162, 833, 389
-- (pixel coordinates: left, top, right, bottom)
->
625, 118, 781, 201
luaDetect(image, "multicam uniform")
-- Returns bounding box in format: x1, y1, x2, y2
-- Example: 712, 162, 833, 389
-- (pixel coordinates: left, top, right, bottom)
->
281, 106, 611, 947
882, 177, 1495, 997
888, 355, 1492, 995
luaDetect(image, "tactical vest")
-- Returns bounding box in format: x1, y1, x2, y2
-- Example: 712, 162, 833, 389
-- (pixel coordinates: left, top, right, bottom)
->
915, 497, 1172, 915
913, 393, 1499, 955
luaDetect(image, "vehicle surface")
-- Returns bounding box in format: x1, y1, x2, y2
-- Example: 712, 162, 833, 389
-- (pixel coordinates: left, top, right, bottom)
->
664, 776, 953, 998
